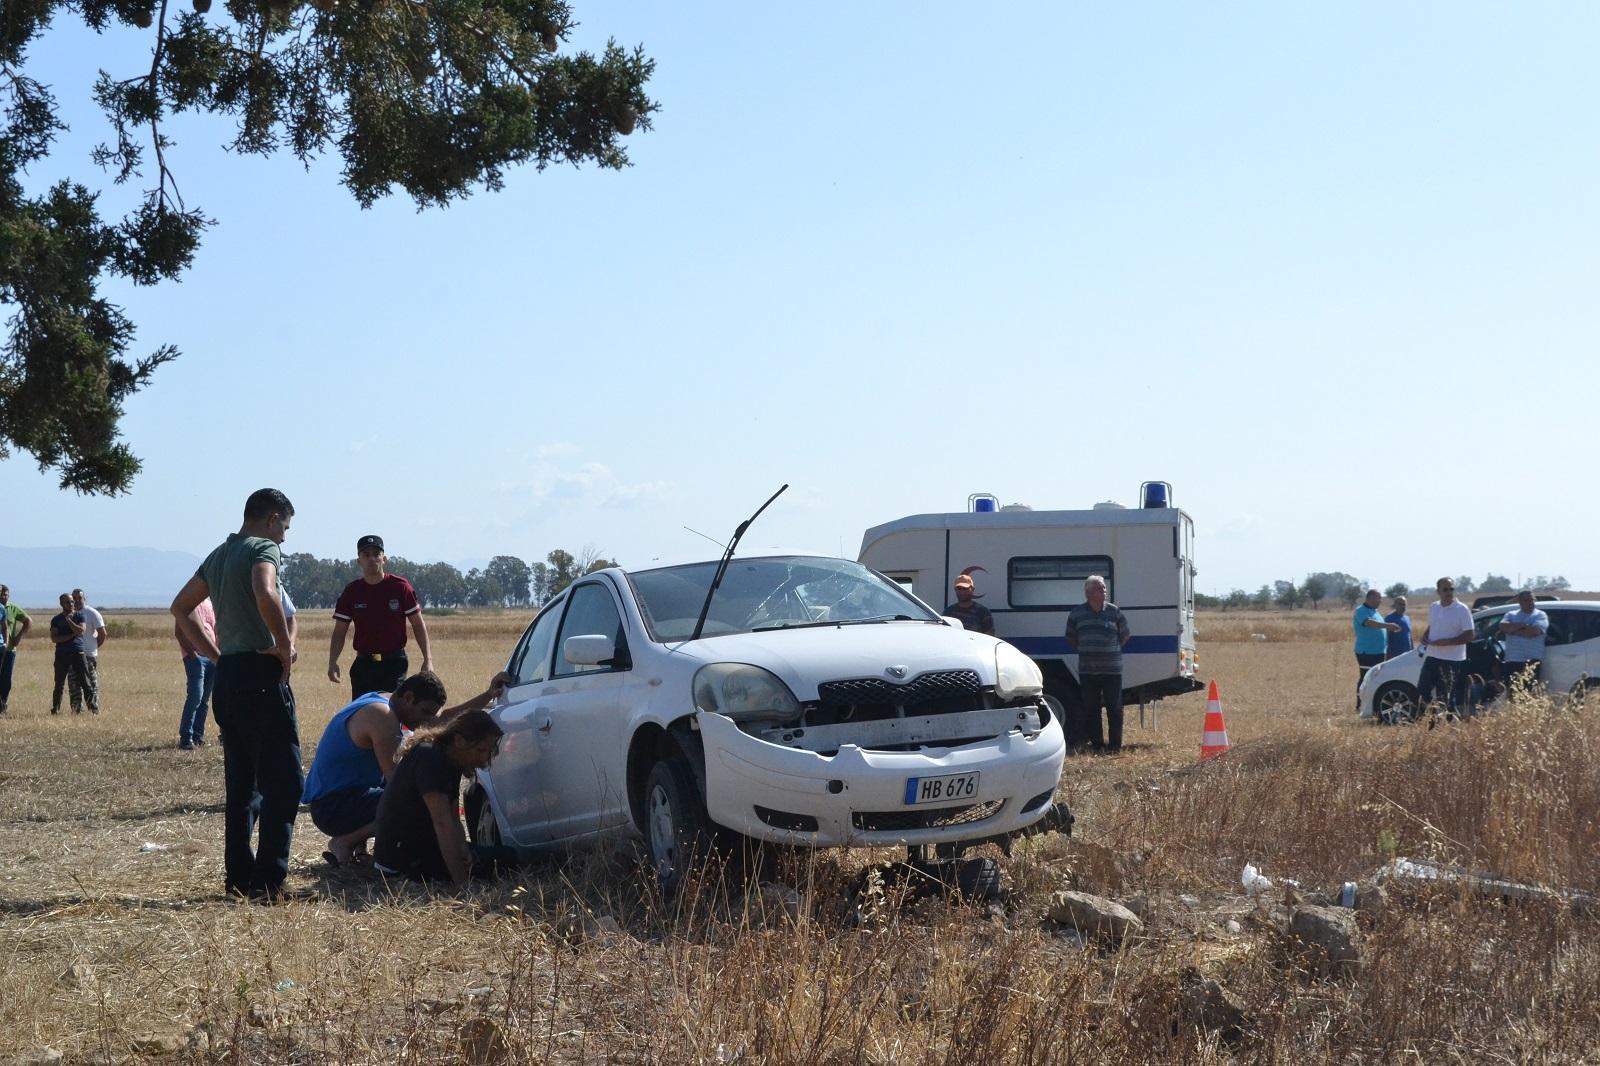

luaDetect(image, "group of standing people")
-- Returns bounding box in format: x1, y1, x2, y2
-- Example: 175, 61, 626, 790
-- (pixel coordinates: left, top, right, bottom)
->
170, 489, 506, 901
49, 589, 107, 716
1353, 579, 1550, 715
0, 586, 122, 718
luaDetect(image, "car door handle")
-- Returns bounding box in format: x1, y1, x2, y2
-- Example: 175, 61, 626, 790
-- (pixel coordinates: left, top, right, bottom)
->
537, 718, 553, 734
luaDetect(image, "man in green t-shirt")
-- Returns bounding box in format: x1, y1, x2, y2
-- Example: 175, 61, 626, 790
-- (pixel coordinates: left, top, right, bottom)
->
0, 585, 31, 715
171, 488, 302, 901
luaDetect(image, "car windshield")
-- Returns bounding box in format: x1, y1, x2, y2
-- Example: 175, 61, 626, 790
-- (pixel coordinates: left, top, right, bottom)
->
628, 556, 939, 642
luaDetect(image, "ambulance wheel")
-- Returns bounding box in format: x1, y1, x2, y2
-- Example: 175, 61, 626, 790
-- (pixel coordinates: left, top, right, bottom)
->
1043, 678, 1086, 743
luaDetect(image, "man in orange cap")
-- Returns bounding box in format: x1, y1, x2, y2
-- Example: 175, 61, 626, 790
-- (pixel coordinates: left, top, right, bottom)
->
944, 573, 995, 635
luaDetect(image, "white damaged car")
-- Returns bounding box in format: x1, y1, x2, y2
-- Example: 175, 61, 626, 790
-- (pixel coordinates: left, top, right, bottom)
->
466, 554, 1067, 885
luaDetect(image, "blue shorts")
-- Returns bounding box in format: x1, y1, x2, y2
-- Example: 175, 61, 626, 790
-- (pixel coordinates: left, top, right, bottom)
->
308, 786, 384, 837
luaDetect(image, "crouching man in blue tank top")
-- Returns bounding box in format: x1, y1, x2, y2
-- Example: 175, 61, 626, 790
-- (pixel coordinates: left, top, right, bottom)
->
303, 670, 509, 866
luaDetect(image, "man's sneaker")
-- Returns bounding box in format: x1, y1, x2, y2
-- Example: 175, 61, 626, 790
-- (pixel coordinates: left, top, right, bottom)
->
179, 740, 195, 751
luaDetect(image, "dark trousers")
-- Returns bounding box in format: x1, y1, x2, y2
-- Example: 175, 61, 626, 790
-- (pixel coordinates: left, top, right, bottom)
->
1081, 673, 1125, 752
349, 649, 407, 699
213, 653, 304, 896
1503, 659, 1541, 694
0, 649, 16, 708
52, 651, 94, 713
1356, 652, 1386, 709
1417, 657, 1460, 713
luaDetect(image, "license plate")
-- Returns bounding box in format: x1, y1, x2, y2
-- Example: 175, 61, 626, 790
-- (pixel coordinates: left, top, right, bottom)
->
904, 771, 981, 806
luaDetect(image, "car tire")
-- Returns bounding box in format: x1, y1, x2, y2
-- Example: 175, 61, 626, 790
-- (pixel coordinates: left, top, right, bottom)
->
464, 780, 501, 848
1375, 682, 1419, 725
643, 756, 714, 895
906, 856, 1006, 901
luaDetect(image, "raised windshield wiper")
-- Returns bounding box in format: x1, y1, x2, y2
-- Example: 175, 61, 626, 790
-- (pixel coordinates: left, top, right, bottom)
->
751, 614, 922, 632
691, 484, 788, 642
836, 614, 921, 626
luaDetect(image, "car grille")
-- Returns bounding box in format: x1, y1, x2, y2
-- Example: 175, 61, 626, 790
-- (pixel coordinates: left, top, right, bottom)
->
812, 669, 985, 724
852, 798, 1005, 833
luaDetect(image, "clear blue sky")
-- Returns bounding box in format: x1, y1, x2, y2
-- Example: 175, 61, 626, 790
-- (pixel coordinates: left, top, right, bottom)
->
5, 3, 1597, 593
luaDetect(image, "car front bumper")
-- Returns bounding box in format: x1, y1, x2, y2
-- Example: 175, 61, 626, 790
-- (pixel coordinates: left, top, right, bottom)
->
697, 709, 1066, 848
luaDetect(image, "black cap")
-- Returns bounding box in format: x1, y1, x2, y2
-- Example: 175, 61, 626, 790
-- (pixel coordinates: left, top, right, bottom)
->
356, 534, 385, 554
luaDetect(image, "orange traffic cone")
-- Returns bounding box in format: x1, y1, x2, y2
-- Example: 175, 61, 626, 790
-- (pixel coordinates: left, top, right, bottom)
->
1199, 680, 1230, 760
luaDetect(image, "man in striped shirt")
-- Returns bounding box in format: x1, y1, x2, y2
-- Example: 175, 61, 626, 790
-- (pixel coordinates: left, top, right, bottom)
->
1065, 574, 1132, 754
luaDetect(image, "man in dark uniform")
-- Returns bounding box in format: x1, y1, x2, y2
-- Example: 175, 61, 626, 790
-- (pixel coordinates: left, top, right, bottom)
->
170, 488, 300, 900
944, 573, 995, 635
327, 534, 433, 699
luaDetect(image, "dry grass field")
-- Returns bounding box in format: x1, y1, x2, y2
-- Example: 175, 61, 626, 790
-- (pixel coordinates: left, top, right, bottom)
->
2, 607, 1597, 1063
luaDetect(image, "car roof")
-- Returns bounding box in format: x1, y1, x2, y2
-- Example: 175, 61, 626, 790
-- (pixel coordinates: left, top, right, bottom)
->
1472, 599, 1600, 618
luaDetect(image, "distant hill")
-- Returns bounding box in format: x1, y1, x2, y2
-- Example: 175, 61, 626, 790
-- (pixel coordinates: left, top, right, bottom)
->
0, 546, 204, 608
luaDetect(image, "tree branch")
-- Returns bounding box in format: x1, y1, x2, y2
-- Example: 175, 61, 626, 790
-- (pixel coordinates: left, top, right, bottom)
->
145, 0, 184, 211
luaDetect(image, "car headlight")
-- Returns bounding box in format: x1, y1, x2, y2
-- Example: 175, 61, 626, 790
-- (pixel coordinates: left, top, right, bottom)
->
995, 641, 1044, 700
693, 663, 801, 722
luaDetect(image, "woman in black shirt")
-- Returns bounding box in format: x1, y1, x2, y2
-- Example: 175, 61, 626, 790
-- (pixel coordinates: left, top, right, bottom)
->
372, 709, 503, 884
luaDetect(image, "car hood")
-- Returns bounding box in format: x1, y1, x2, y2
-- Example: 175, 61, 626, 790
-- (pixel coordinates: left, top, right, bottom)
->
670, 621, 1001, 700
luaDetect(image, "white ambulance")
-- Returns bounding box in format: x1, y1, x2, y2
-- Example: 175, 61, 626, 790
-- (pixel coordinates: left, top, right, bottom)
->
859, 483, 1202, 743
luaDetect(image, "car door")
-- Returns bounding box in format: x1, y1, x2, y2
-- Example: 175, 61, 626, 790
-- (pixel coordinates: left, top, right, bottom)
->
527, 579, 635, 842
1541, 608, 1600, 694
487, 595, 568, 846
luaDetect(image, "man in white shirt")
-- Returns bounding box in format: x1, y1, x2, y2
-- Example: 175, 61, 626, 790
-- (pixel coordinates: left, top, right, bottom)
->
1418, 577, 1474, 716
72, 588, 108, 713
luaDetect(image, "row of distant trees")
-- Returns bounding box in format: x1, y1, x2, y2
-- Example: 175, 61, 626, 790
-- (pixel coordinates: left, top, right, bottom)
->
281, 547, 618, 610
1197, 572, 1572, 611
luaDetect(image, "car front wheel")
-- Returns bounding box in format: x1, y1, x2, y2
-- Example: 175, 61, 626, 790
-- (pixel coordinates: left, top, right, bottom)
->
464, 780, 501, 848
1376, 681, 1419, 725
644, 756, 713, 894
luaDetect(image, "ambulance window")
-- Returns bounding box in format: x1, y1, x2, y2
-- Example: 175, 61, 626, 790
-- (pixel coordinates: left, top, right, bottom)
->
1009, 556, 1113, 608
884, 573, 917, 595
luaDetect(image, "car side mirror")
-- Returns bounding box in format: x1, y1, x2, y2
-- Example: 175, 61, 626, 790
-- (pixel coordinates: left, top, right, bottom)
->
563, 634, 617, 666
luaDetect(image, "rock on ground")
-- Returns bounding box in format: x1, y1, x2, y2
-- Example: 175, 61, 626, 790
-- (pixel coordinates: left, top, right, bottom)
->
460, 1016, 511, 1064
1354, 879, 1389, 915
11, 1050, 64, 1066
1288, 904, 1362, 979
1047, 890, 1144, 944
754, 882, 803, 925
130, 1032, 183, 1055
1179, 967, 1248, 1040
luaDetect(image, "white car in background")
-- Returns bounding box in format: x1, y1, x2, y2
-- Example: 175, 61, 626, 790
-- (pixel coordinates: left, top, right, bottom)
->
466, 554, 1067, 887
1358, 600, 1600, 721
